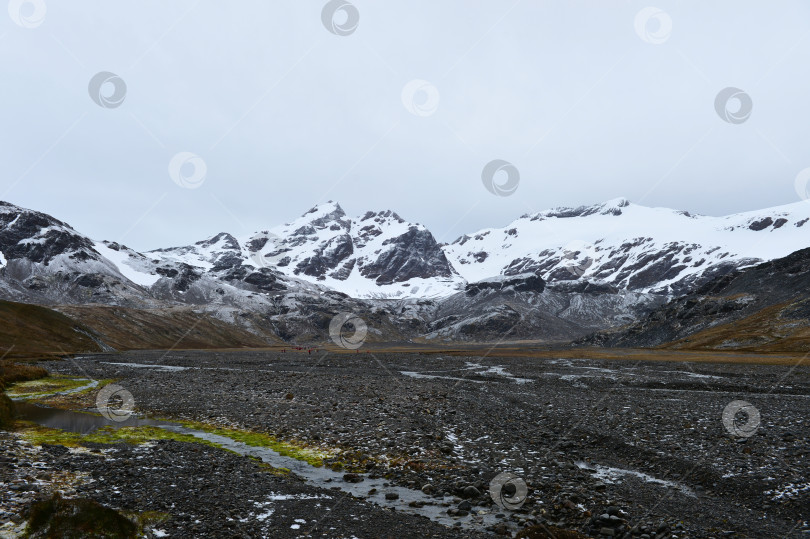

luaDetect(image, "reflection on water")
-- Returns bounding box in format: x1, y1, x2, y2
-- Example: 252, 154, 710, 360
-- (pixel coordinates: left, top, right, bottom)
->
14, 401, 169, 435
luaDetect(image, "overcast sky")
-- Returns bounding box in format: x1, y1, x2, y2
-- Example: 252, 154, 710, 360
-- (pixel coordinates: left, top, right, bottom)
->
2, 1, 809, 250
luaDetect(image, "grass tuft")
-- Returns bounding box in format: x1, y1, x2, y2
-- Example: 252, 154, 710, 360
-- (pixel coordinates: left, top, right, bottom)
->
0, 362, 48, 385
5, 375, 90, 400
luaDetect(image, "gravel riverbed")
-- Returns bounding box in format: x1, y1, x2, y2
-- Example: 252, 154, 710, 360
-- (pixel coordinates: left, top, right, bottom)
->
5, 350, 810, 537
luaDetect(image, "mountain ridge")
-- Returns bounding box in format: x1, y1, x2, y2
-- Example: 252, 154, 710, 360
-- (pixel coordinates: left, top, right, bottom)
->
0, 196, 807, 346
3, 196, 810, 302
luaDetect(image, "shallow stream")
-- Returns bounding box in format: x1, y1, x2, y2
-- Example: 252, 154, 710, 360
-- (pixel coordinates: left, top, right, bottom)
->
14, 380, 503, 531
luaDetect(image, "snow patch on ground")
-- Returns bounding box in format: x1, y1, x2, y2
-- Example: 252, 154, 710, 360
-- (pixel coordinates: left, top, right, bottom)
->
400, 371, 485, 384
576, 461, 696, 498
93, 242, 160, 286
765, 482, 810, 501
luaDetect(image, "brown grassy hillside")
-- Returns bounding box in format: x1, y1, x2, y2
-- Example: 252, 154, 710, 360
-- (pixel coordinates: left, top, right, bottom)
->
0, 300, 101, 360
0, 299, 275, 360
667, 300, 810, 353
56, 304, 274, 351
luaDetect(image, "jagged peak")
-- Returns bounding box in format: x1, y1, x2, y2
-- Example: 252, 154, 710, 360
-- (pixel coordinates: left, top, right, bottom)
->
301, 200, 345, 219
194, 232, 240, 250
280, 201, 350, 233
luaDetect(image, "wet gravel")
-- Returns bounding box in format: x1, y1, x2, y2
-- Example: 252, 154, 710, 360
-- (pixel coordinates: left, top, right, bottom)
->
0, 432, 485, 538
0, 434, 90, 537
32, 351, 810, 537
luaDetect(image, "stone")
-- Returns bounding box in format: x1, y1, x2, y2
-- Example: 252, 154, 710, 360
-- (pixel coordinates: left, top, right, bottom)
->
462, 485, 481, 498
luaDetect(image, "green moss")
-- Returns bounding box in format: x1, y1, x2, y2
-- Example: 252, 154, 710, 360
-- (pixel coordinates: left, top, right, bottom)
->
177, 420, 334, 467
18, 423, 223, 449
17, 423, 291, 476
77, 379, 115, 395
37, 379, 117, 408
254, 459, 291, 476
6, 376, 90, 399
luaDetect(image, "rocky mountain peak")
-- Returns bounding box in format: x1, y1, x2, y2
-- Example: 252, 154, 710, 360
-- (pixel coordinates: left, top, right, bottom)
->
0, 200, 96, 265
195, 232, 240, 251
298, 201, 348, 228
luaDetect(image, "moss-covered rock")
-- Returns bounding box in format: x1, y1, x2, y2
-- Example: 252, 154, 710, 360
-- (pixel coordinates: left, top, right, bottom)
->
25, 494, 138, 538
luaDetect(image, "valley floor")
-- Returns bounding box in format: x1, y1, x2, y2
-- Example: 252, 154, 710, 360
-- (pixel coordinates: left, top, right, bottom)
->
3, 349, 809, 537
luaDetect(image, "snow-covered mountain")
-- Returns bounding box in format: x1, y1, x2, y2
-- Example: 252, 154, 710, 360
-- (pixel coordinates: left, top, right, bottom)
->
0, 196, 808, 344
146, 197, 810, 300
0, 201, 153, 305
152, 201, 463, 299
445, 197, 810, 295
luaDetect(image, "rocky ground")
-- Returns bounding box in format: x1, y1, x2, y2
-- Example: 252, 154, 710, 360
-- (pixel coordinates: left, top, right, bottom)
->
0, 430, 487, 538
6, 349, 810, 537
